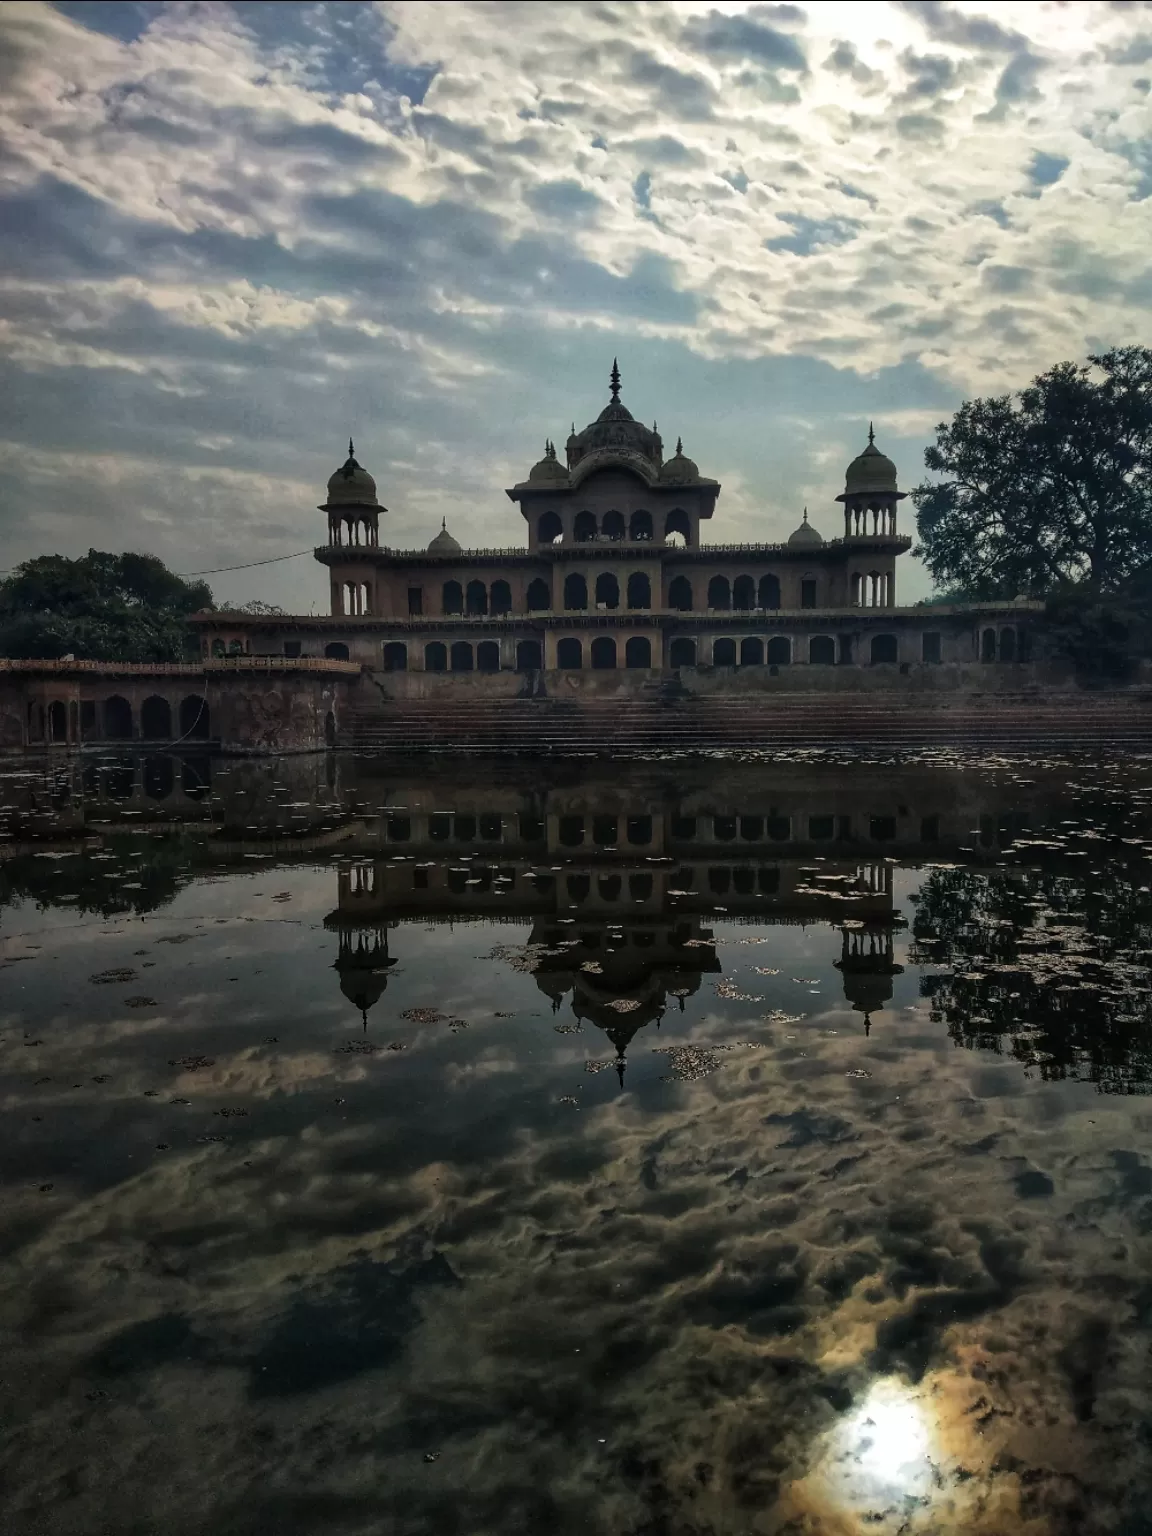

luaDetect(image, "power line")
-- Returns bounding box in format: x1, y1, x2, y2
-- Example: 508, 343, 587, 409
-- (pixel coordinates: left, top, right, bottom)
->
178, 549, 314, 576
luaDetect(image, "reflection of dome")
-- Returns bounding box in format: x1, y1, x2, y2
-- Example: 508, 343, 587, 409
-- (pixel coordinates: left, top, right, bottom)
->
843, 425, 899, 496
428, 519, 462, 554
333, 929, 396, 1027
835, 924, 903, 1033
326, 439, 379, 506
565, 359, 664, 473
660, 437, 700, 483
528, 441, 568, 483
787, 509, 824, 548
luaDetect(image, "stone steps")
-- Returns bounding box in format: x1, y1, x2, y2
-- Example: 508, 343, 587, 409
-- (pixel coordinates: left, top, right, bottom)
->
339, 692, 1152, 754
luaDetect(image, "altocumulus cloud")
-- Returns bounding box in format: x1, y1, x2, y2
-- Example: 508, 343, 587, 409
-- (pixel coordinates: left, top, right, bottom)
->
0, 0, 1149, 608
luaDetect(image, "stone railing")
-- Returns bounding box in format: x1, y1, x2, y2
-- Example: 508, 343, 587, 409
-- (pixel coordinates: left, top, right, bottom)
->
0, 656, 361, 675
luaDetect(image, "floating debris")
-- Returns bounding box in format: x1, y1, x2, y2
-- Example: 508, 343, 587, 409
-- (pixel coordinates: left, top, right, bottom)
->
89, 968, 136, 985
845, 1068, 873, 1079
401, 1007, 445, 1024
124, 996, 157, 1008
605, 998, 642, 1013
169, 1056, 215, 1071
714, 980, 764, 1001
335, 1041, 377, 1055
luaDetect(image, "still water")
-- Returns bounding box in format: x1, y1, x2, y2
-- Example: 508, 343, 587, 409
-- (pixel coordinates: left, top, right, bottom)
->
2, 749, 1152, 1536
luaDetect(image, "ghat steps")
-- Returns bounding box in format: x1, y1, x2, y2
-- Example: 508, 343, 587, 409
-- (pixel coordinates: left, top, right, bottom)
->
339, 690, 1152, 755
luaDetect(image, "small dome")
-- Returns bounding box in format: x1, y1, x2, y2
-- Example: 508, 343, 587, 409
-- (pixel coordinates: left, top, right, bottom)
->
659, 437, 700, 484
326, 439, 378, 506
428, 519, 461, 555
844, 425, 898, 496
787, 509, 824, 548
528, 440, 568, 483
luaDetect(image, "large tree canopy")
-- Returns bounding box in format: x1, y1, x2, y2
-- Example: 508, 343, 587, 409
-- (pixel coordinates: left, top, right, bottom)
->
912, 347, 1152, 597
0, 551, 213, 662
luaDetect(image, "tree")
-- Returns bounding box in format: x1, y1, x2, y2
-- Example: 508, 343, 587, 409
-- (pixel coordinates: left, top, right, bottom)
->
0, 551, 213, 662
912, 347, 1152, 597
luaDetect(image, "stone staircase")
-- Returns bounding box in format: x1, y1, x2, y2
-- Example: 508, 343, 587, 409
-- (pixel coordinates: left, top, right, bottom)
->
338, 690, 1152, 755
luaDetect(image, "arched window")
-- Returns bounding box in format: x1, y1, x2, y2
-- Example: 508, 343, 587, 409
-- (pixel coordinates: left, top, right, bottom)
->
627, 572, 651, 609
670, 637, 696, 667
141, 696, 172, 740
708, 575, 731, 610
668, 575, 693, 611
103, 695, 133, 741
490, 580, 511, 615
466, 580, 487, 616
538, 511, 563, 545
767, 636, 791, 664
516, 640, 542, 671
665, 508, 691, 545
740, 637, 763, 666
625, 636, 652, 668
595, 572, 619, 609
383, 642, 407, 672
759, 574, 781, 610
442, 580, 463, 615
999, 627, 1016, 662
629, 509, 653, 541
564, 573, 587, 610
527, 577, 550, 611
477, 640, 500, 672
598, 874, 622, 901
211, 639, 226, 657
450, 641, 474, 672
325, 642, 350, 660
870, 634, 898, 664
733, 575, 755, 611
143, 756, 174, 800
180, 695, 209, 739
557, 637, 582, 668
228, 639, 243, 655
48, 700, 67, 742
574, 510, 596, 542
602, 510, 625, 541
713, 637, 737, 666
627, 816, 653, 846
425, 641, 447, 672
809, 635, 835, 665
981, 627, 997, 661
591, 636, 617, 669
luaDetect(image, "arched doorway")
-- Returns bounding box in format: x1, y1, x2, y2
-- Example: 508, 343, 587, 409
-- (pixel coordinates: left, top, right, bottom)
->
809, 635, 836, 664
767, 636, 791, 665
670, 637, 696, 667
180, 695, 209, 739
48, 700, 67, 742
708, 575, 731, 610
870, 634, 898, 664
713, 638, 737, 666
382, 642, 407, 672
466, 580, 487, 615
442, 581, 463, 615
740, 637, 763, 666
557, 638, 582, 668
537, 511, 562, 545
625, 636, 651, 668
626, 572, 651, 609
450, 641, 474, 672
668, 575, 693, 611
103, 695, 133, 741
595, 572, 619, 609
602, 510, 625, 541
591, 636, 617, 669
516, 640, 542, 671
999, 627, 1016, 661
733, 575, 755, 611
477, 641, 500, 672
564, 573, 588, 610
574, 511, 596, 542
490, 580, 512, 615
629, 509, 653, 541
425, 642, 447, 672
527, 578, 550, 611
141, 695, 172, 739
325, 642, 350, 660
759, 575, 780, 610
665, 508, 691, 544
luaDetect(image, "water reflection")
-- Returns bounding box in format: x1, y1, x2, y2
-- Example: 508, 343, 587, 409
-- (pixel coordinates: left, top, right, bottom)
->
2, 750, 1152, 1535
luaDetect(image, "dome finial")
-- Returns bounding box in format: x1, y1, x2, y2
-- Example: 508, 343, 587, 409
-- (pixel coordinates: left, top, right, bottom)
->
348, 436, 355, 459
676, 436, 683, 455
610, 357, 621, 402
802, 506, 809, 522
868, 421, 875, 446
441, 517, 446, 531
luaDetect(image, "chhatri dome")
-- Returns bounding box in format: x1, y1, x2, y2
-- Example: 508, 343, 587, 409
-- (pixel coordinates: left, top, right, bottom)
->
528, 440, 569, 483
564, 359, 664, 473
787, 508, 824, 548
326, 439, 379, 507
428, 518, 462, 554
659, 437, 701, 484
843, 423, 899, 496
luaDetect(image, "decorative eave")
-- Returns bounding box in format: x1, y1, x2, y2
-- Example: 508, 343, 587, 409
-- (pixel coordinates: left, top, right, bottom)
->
506, 449, 720, 501
314, 545, 546, 567
666, 536, 913, 561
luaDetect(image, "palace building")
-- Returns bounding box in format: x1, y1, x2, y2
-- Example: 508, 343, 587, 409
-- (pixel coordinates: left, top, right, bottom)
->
191, 363, 1037, 674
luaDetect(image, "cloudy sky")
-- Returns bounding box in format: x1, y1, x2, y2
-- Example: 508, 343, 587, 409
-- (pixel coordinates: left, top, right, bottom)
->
0, 1, 1149, 610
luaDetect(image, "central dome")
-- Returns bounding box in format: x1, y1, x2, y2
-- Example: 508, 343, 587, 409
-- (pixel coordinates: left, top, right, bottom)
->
565, 359, 663, 472
326, 439, 378, 507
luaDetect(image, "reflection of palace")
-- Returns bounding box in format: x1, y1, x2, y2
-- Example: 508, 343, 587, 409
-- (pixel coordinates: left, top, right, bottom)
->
321, 772, 930, 1072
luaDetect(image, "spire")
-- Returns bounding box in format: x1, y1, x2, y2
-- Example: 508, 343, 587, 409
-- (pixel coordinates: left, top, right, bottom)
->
802, 506, 809, 523
348, 437, 355, 459
868, 421, 875, 446
610, 357, 621, 402
441, 517, 446, 531
676, 436, 684, 455
615, 1051, 626, 1089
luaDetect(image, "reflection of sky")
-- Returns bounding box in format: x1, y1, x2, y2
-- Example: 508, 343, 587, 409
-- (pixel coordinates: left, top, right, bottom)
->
2, 755, 1152, 1534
